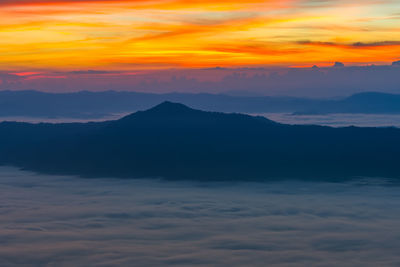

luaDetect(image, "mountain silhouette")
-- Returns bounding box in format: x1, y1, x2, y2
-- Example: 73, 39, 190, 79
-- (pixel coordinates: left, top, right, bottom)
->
145, 101, 196, 113
3, 90, 400, 119
0, 102, 399, 181
116, 101, 206, 122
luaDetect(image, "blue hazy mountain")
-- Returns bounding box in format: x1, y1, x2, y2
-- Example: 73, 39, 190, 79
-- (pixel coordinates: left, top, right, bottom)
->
0, 102, 399, 181
2, 90, 400, 119
293, 92, 400, 115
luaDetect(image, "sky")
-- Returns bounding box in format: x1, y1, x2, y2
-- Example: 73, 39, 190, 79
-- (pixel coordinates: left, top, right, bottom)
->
0, 0, 400, 71
0, 0, 400, 95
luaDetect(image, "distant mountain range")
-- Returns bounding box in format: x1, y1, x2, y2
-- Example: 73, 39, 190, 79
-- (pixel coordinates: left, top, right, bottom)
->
0, 102, 399, 181
1, 90, 400, 119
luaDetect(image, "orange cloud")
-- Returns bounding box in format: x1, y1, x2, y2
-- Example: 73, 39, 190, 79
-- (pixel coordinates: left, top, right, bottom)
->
0, 0, 399, 70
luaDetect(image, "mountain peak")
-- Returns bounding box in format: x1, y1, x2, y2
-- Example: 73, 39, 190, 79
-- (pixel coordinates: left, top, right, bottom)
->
146, 101, 197, 114
116, 101, 198, 123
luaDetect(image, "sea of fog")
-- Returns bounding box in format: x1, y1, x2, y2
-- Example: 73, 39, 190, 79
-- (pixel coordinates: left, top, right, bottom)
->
257, 113, 400, 128
0, 114, 127, 124
1, 167, 400, 266
2, 113, 400, 127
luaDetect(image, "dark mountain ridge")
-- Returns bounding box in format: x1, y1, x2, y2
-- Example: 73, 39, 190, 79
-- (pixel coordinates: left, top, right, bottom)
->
0, 102, 399, 181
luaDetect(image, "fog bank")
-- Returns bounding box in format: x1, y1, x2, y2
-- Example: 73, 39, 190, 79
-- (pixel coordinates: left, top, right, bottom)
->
1, 167, 400, 266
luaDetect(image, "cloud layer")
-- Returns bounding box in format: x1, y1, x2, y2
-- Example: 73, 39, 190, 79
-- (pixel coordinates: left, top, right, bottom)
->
1, 167, 400, 266
2, 65, 400, 97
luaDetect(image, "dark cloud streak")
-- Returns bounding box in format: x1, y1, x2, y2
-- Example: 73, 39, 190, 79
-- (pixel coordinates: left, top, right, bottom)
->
297, 40, 400, 48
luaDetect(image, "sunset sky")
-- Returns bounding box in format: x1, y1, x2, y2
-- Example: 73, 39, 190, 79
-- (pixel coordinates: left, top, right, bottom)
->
1, 0, 399, 71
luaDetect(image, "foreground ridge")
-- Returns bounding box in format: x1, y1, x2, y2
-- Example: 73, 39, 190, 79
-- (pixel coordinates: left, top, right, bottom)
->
0, 102, 399, 181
